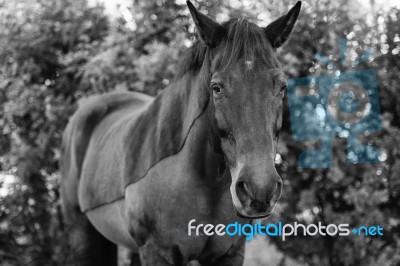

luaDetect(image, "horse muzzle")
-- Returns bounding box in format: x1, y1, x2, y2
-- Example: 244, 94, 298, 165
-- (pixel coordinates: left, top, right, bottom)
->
230, 171, 282, 219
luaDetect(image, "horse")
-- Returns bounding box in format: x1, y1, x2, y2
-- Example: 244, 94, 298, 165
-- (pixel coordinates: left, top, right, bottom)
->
60, 1, 301, 265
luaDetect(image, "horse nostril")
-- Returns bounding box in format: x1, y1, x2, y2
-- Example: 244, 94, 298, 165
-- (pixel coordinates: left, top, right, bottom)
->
265, 183, 277, 202
235, 181, 250, 205
270, 181, 282, 207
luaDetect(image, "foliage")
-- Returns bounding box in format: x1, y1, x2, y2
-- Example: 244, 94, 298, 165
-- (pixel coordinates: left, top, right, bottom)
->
0, 0, 399, 265
270, 1, 400, 266
0, 0, 108, 264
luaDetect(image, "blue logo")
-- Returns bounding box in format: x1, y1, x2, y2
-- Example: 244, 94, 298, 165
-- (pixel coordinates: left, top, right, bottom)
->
188, 220, 384, 241
287, 40, 382, 168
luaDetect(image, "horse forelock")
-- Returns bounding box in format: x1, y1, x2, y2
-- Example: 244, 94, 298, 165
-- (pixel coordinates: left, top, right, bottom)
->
219, 18, 275, 71
176, 17, 276, 77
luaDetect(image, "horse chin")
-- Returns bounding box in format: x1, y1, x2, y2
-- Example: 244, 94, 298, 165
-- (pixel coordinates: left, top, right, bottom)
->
234, 207, 272, 219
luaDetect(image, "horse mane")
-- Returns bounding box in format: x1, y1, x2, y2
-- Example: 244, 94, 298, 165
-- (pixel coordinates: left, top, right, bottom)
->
176, 41, 208, 76
176, 17, 274, 76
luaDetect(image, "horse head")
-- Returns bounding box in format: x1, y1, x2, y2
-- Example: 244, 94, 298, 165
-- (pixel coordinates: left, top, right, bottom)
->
187, 1, 301, 218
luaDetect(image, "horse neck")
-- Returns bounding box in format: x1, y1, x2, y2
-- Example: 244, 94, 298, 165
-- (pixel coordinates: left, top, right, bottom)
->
166, 64, 227, 187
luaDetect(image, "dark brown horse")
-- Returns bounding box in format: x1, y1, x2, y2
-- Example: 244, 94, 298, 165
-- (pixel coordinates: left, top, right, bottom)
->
60, 1, 301, 265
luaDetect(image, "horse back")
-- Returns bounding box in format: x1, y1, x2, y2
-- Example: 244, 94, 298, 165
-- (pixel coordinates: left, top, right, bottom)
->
60, 91, 153, 214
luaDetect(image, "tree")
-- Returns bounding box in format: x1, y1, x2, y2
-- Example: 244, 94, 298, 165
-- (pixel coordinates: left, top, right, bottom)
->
0, 0, 108, 264
0, 0, 398, 265
268, 1, 400, 265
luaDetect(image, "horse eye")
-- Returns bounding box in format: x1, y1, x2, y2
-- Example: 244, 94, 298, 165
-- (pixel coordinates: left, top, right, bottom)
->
278, 85, 287, 98
211, 83, 222, 98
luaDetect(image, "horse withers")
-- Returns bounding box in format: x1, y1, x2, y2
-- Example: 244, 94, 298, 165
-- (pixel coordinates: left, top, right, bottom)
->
60, 1, 301, 265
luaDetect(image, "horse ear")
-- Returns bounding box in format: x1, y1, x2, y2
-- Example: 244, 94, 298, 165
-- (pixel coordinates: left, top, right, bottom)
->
265, 1, 302, 48
187, 1, 224, 47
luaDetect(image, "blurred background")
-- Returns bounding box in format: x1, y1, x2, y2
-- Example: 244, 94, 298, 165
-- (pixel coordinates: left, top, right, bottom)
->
0, 0, 399, 265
